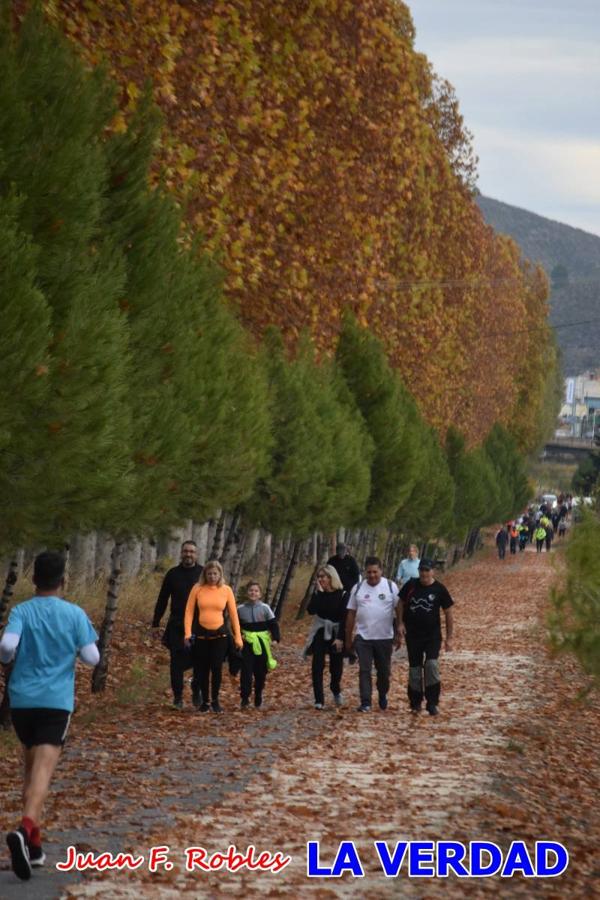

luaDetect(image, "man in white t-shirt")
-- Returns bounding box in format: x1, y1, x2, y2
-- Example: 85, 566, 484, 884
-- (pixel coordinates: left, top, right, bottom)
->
344, 556, 403, 712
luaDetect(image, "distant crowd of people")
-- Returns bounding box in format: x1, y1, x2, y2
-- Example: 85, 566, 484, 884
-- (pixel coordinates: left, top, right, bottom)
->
495, 495, 572, 559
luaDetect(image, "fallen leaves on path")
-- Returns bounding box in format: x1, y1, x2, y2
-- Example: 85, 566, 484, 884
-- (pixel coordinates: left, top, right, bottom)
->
0, 545, 598, 898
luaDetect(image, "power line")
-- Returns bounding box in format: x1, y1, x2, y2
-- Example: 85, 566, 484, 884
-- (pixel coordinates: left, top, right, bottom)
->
373, 275, 600, 292
485, 317, 600, 339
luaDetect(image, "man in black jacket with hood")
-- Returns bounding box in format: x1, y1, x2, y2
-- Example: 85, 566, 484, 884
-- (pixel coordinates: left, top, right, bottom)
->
327, 543, 360, 593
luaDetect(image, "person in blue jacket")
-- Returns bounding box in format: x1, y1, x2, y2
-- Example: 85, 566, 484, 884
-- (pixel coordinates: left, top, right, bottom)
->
0, 552, 98, 881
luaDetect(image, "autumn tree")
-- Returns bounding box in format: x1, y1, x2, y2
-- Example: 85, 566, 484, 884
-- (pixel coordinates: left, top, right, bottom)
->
35, 0, 553, 445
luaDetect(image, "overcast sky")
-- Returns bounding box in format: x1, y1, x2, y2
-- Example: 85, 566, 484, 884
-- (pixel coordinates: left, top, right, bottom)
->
410, 0, 600, 236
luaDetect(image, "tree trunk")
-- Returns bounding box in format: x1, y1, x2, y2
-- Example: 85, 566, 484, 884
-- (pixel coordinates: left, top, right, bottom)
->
264, 537, 277, 604
63, 542, 71, 591
272, 546, 289, 613
244, 528, 261, 571
229, 528, 248, 594
220, 509, 241, 567
209, 510, 226, 560
258, 531, 272, 573
296, 535, 329, 619
356, 529, 367, 563
193, 521, 210, 564
95, 532, 115, 580
156, 525, 186, 565
140, 537, 157, 573
273, 540, 301, 620
382, 531, 393, 573
69, 533, 97, 585
120, 539, 142, 580
91, 542, 123, 694
0, 557, 19, 630
0, 558, 19, 730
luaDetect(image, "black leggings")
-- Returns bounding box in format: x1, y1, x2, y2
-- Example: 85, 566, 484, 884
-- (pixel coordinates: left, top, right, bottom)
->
311, 629, 344, 705
240, 644, 268, 704
170, 646, 195, 700
192, 637, 228, 704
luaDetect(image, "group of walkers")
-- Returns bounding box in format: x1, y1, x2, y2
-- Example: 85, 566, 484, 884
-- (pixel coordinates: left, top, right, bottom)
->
153, 540, 455, 719
495, 498, 571, 559
0, 540, 455, 882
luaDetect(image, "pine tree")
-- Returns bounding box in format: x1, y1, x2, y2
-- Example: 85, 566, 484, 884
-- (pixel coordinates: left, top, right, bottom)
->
446, 426, 498, 535
243, 330, 334, 538
397, 425, 455, 539
484, 424, 530, 520
336, 314, 421, 526
315, 357, 373, 531
180, 261, 273, 524
104, 93, 273, 529
102, 94, 199, 534
0, 190, 52, 552
0, 8, 134, 544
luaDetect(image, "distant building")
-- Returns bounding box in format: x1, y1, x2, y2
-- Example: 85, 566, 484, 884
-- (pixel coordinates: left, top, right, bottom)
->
560, 373, 600, 437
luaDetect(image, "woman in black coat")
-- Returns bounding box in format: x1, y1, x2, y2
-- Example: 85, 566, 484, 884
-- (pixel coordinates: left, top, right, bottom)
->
304, 565, 349, 709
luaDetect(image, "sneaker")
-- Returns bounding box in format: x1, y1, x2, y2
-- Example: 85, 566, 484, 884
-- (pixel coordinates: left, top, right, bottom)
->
241, 698, 250, 709
173, 698, 183, 710
410, 705, 422, 714
314, 703, 324, 710
333, 692, 344, 707
211, 702, 224, 714
198, 702, 210, 713
6, 828, 32, 880
426, 704, 439, 717
357, 703, 371, 713
378, 695, 388, 711
29, 845, 46, 867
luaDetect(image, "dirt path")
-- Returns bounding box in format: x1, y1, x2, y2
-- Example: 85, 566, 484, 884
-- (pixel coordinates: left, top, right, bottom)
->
1, 545, 598, 898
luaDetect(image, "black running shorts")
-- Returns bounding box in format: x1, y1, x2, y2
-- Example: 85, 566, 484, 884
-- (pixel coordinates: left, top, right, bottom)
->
11, 708, 71, 748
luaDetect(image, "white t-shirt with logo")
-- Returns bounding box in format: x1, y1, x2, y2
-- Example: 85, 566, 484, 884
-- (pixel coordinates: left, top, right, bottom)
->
347, 577, 399, 640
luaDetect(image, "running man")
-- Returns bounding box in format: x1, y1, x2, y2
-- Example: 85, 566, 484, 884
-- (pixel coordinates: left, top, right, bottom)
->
0, 552, 99, 880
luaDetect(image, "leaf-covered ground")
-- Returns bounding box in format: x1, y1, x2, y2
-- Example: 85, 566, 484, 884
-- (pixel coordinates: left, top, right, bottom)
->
0, 543, 598, 898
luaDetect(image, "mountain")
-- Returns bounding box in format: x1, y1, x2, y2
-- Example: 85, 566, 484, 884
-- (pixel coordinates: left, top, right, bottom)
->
477, 196, 600, 375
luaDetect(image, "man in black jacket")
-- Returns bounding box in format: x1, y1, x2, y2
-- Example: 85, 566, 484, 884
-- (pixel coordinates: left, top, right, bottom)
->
399, 558, 454, 717
152, 541, 203, 709
327, 543, 360, 593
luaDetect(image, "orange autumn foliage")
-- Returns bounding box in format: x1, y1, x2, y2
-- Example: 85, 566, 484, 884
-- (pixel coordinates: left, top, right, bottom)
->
18, 0, 553, 447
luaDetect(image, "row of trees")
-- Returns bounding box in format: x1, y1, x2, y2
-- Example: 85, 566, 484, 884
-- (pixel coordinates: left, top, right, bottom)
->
0, 9, 534, 567
36, 0, 561, 447
572, 452, 600, 496
0, 11, 547, 690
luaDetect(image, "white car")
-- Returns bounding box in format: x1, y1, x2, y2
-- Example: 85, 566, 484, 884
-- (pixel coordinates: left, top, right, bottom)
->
540, 493, 558, 509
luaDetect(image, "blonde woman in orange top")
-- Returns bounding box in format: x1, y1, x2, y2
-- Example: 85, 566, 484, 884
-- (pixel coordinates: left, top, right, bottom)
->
184, 560, 243, 713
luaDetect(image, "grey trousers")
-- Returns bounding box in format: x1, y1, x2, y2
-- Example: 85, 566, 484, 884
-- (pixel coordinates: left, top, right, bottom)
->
354, 636, 393, 705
